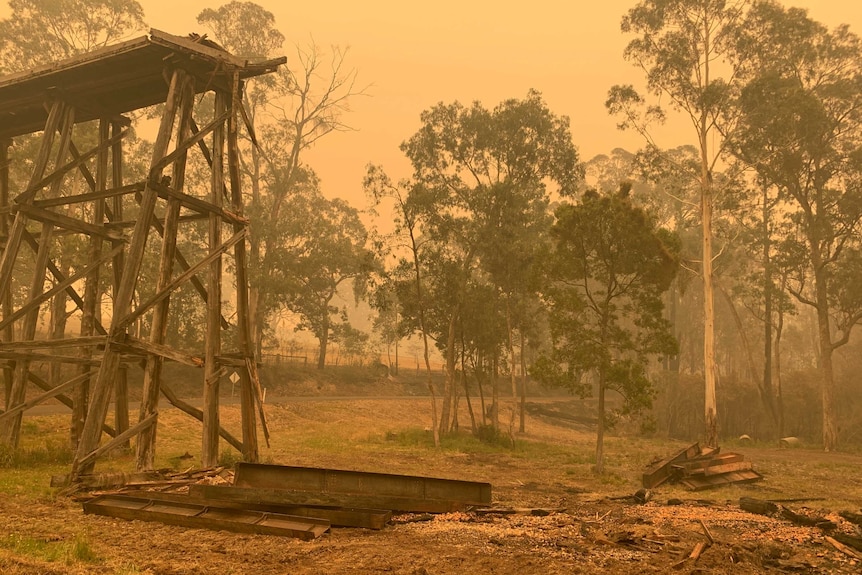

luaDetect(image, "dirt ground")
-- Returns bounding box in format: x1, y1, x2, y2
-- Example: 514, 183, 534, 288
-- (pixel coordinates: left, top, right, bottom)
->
1, 398, 861, 574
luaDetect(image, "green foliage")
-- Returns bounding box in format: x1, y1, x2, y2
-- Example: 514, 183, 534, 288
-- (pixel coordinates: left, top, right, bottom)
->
217, 448, 242, 469
533, 187, 679, 469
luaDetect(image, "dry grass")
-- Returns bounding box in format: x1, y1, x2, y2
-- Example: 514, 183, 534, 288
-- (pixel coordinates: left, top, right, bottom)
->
1, 397, 861, 574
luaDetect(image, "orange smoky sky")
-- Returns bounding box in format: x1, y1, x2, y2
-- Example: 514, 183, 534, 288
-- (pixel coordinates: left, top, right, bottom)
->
2, 1, 862, 208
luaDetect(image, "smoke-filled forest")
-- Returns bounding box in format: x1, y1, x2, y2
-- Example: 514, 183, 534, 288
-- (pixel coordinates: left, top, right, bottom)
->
1, 0, 862, 460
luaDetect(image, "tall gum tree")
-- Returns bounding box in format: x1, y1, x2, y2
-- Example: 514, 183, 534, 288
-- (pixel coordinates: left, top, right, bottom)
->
728, 1, 862, 451
607, 0, 750, 447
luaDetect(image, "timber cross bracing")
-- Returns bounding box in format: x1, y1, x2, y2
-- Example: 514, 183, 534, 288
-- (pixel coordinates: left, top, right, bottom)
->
0, 29, 285, 477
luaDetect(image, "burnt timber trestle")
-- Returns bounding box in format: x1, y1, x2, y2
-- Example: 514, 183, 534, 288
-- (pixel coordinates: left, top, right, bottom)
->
0, 29, 285, 476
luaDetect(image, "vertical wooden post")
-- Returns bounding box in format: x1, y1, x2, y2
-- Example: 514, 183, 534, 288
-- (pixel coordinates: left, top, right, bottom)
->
202, 91, 226, 467
74, 69, 186, 476
136, 72, 195, 471
0, 100, 64, 318
228, 75, 259, 461
111, 120, 129, 444
2, 103, 74, 447
0, 138, 13, 407
73, 118, 109, 448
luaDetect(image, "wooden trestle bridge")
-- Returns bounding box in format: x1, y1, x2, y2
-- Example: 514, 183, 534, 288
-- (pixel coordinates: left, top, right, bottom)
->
0, 30, 285, 477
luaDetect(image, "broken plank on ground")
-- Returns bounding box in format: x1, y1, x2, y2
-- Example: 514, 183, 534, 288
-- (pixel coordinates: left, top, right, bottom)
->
232, 462, 492, 510
82, 494, 330, 539
120, 489, 391, 529
192, 483, 472, 514
642, 443, 701, 489
680, 469, 763, 491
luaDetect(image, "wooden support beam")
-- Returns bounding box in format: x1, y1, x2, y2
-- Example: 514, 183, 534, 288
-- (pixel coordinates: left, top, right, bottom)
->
0, 351, 104, 366
113, 335, 204, 367
111, 120, 130, 443
74, 67, 187, 477
228, 76, 266, 454
74, 118, 110, 448
0, 372, 89, 424
0, 336, 106, 351
0, 139, 13, 406
0, 243, 123, 334
27, 372, 115, 437
160, 383, 243, 453
15, 128, 128, 204
15, 203, 125, 241
136, 71, 195, 472
202, 90, 226, 468
150, 180, 248, 226
78, 413, 157, 470
32, 182, 144, 209
117, 229, 247, 331
149, 109, 230, 176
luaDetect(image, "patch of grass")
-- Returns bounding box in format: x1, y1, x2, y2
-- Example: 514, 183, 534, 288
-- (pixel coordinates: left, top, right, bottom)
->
0, 531, 99, 565
0, 441, 73, 468
218, 448, 242, 468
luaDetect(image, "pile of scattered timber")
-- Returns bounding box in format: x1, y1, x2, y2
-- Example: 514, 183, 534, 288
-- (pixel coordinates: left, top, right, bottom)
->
642, 443, 762, 491
80, 463, 492, 540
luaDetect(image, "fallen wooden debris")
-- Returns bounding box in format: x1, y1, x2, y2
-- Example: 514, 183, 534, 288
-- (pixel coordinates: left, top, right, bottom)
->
643, 444, 761, 491
642, 443, 701, 488
474, 507, 564, 516
824, 535, 862, 560
698, 519, 714, 545
831, 533, 862, 554
779, 506, 836, 531
119, 489, 392, 529
689, 540, 709, 560
83, 494, 330, 539
839, 510, 862, 526
739, 497, 778, 516
219, 463, 492, 513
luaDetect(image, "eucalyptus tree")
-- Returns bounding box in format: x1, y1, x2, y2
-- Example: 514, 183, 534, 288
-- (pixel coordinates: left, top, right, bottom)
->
607, 0, 750, 447
264, 183, 378, 369
533, 185, 679, 473
399, 90, 581, 436
728, 1, 862, 450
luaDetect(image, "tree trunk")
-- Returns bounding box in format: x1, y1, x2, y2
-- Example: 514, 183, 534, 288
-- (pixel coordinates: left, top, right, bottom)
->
317, 310, 329, 370
595, 371, 606, 474
519, 330, 527, 433
812, 261, 838, 451
438, 310, 457, 436
505, 298, 518, 434
700, 15, 719, 449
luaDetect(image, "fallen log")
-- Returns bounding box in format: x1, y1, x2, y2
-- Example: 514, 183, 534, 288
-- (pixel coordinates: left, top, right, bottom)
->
825, 536, 862, 560
739, 497, 778, 516
779, 506, 836, 531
